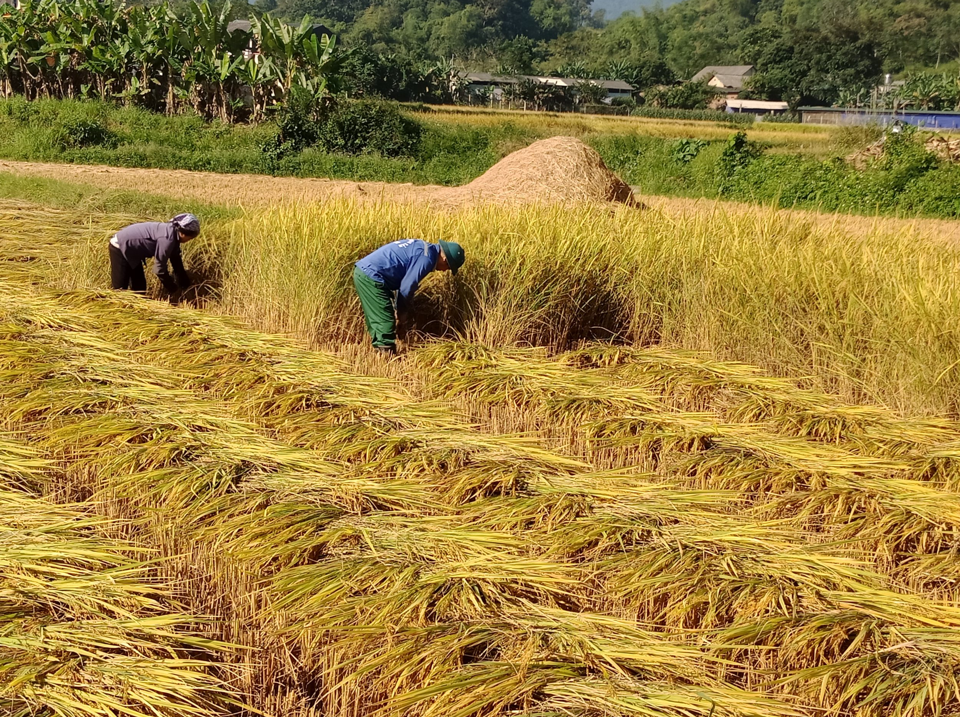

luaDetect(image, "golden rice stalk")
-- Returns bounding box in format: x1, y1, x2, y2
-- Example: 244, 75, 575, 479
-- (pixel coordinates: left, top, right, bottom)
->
540, 677, 803, 717
0, 489, 233, 717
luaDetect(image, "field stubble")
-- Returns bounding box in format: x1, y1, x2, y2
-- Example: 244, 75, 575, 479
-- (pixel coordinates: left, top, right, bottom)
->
2, 279, 960, 716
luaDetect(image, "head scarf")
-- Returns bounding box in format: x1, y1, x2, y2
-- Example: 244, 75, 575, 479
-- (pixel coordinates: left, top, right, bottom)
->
171, 213, 201, 237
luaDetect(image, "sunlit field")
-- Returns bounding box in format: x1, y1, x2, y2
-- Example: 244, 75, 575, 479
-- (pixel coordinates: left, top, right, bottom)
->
420, 105, 838, 155
3, 163, 960, 717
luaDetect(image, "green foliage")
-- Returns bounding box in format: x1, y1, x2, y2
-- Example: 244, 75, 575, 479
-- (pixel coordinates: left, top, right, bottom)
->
739, 25, 883, 107
670, 138, 706, 164
629, 106, 754, 124
646, 81, 712, 110
720, 130, 955, 217
340, 47, 438, 101
317, 100, 423, 156
893, 73, 960, 111
266, 0, 955, 93
259, 88, 323, 168
0, 0, 340, 121
55, 118, 118, 149
717, 131, 762, 193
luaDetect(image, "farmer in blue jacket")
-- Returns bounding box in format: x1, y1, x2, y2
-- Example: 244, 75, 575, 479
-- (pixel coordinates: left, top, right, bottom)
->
354, 238, 465, 354
108, 213, 199, 295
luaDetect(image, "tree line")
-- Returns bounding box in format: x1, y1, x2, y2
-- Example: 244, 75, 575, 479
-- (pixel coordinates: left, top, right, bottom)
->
2, 0, 958, 119
257, 0, 960, 109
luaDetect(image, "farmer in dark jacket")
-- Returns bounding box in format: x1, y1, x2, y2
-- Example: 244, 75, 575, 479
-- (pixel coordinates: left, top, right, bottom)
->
354, 238, 465, 354
108, 213, 199, 294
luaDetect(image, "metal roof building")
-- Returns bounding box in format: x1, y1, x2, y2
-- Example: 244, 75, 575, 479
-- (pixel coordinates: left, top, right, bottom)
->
726, 99, 790, 115
800, 107, 960, 130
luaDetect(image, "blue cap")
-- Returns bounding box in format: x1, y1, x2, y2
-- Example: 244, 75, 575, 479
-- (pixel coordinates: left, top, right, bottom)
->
438, 240, 465, 275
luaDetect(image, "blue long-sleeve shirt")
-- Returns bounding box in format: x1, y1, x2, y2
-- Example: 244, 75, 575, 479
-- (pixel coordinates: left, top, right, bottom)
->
114, 222, 190, 290
356, 239, 440, 312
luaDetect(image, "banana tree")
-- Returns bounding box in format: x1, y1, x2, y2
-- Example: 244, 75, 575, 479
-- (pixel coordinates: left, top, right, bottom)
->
157, 19, 188, 115
296, 29, 339, 99
125, 10, 163, 106
0, 11, 21, 97
182, 1, 248, 119
235, 52, 277, 121
0, 0, 348, 121
255, 15, 336, 98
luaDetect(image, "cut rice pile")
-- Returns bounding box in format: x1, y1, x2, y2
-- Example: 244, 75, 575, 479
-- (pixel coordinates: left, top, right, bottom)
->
438, 136, 638, 206
847, 133, 960, 168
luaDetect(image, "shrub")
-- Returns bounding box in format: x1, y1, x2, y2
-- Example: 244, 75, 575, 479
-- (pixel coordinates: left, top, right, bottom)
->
54, 118, 117, 149
629, 106, 754, 125
670, 138, 707, 164
717, 131, 763, 193
317, 100, 422, 157
898, 165, 960, 217
610, 96, 637, 109
0, 95, 35, 124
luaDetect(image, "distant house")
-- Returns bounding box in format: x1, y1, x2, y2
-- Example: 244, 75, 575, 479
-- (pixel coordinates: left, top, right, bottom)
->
463, 72, 518, 101
799, 107, 960, 130
464, 73, 633, 104
726, 99, 789, 118
691, 65, 755, 98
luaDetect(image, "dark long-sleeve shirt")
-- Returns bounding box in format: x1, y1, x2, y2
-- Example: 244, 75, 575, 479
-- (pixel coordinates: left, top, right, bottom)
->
356, 239, 439, 312
114, 222, 190, 291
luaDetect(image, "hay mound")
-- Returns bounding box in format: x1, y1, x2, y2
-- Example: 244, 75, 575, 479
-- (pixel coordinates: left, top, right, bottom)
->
847, 134, 960, 169
846, 139, 886, 169
925, 135, 960, 163
443, 136, 637, 206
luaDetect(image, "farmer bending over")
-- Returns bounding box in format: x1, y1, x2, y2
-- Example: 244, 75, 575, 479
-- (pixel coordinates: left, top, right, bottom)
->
354, 238, 465, 354
109, 213, 199, 295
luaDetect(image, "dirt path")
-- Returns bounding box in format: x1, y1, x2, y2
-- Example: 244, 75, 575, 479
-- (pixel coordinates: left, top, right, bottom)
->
0, 159, 448, 206
2, 158, 959, 245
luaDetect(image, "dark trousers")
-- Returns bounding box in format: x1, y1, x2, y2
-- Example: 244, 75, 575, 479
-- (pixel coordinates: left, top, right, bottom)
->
353, 266, 396, 349
109, 244, 146, 293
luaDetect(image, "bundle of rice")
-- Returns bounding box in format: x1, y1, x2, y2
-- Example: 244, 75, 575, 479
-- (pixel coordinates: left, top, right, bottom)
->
925, 135, 960, 163
440, 136, 639, 207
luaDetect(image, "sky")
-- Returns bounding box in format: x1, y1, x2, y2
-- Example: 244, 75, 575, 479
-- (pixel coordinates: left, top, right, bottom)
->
592, 0, 683, 19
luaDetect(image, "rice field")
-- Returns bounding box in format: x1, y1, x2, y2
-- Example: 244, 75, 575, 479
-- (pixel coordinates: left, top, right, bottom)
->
9, 192, 960, 415
4, 189, 960, 716
420, 106, 836, 155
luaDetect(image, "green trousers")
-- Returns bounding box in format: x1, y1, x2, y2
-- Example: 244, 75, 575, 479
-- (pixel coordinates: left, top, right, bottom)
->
353, 266, 396, 349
